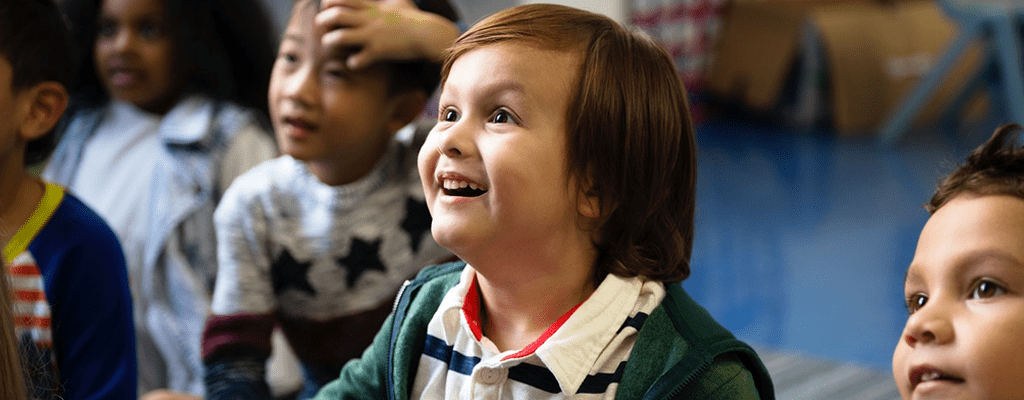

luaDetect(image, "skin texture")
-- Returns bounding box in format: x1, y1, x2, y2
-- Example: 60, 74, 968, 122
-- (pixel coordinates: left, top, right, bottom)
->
893, 195, 1024, 400
417, 42, 599, 351
93, 0, 179, 114
269, 0, 417, 186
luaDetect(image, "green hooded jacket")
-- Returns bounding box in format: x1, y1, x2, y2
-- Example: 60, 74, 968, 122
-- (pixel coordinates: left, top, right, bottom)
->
315, 262, 775, 399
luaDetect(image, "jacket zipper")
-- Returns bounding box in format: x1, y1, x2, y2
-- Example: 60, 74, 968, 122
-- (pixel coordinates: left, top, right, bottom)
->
659, 358, 713, 400
392, 280, 412, 314
386, 279, 413, 400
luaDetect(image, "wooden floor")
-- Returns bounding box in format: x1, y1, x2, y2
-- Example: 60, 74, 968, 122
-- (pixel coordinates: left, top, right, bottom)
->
753, 344, 900, 400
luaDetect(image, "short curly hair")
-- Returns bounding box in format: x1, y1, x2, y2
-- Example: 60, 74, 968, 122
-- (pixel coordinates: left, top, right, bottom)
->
442, 4, 697, 282
927, 123, 1024, 213
0, 0, 72, 165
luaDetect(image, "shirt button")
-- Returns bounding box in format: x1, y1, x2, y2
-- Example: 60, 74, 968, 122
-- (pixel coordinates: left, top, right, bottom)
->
478, 367, 503, 384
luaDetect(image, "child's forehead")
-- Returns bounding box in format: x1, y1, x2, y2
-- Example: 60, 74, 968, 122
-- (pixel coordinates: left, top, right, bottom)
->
904, 195, 1024, 288
288, 0, 318, 28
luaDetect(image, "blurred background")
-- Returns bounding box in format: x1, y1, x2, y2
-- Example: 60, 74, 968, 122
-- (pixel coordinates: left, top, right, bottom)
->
259, 1, 1023, 398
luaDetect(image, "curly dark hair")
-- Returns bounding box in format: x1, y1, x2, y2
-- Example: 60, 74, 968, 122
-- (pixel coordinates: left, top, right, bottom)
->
0, 0, 73, 165
61, 0, 278, 119
443, 4, 697, 282
927, 123, 1024, 213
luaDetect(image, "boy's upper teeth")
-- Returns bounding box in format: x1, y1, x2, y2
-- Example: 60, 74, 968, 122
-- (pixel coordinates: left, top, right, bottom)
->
443, 178, 483, 191
921, 371, 940, 382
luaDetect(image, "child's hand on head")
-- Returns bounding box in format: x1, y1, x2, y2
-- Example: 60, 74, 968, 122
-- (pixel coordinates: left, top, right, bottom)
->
315, 0, 459, 70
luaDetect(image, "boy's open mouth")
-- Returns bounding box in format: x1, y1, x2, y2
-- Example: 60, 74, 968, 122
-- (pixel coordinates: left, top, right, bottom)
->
283, 117, 317, 131
442, 178, 487, 197
910, 367, 964, 389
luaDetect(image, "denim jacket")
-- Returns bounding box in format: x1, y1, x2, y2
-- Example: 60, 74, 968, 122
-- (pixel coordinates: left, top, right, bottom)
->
43, 95, 275, 395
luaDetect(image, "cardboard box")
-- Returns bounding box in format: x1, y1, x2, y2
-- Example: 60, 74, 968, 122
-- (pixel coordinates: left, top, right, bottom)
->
707, 0, 870, 110
707, 0, 981, 133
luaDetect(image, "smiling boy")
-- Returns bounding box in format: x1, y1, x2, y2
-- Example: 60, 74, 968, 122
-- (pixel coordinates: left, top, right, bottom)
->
315, 5, 774, 399
893, 123, 1024, 400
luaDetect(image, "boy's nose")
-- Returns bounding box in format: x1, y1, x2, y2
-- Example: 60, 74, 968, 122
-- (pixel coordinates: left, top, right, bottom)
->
903, 302, 954, 347
111, 29, 135, 52
283, 67, 317, 107
436, 123, 474, 158
439, 145, 461, 157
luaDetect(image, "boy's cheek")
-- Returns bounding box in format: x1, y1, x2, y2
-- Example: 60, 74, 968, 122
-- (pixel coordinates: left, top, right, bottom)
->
417, 153, 437, 207
891, 343, 910, 394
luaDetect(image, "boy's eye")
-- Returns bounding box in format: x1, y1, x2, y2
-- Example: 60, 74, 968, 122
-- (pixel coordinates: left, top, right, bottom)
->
322, 61, 350, 80
441, 109, 459, 122
325, 68, 345, 79
970, 279, 1006, 299
906, 293, 927, 314
489, 109, 517, 125
138, 22, 163, 40
98, 19, 117, 38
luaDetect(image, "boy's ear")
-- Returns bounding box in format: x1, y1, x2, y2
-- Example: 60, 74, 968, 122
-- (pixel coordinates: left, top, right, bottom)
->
578, 186, 600, 219
385, 91, 429, 134
17, 82, 68, 141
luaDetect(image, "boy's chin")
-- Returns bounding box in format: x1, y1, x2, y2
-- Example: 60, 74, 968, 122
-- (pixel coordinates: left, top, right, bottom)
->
278, 144, 317, 162
430, 225, 476, 257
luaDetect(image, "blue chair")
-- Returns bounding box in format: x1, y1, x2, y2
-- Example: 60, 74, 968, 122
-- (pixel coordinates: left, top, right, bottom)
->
878, 0, 1024, 145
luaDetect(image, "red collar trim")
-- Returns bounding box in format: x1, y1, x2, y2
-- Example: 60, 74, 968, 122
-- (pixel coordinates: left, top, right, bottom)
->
460, 275, 585, 361
462, 276, 485, 341
502, 300, 581, 361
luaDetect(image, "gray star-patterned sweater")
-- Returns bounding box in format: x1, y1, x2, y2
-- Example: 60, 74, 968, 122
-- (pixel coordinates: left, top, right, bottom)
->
202, 132, 451, 399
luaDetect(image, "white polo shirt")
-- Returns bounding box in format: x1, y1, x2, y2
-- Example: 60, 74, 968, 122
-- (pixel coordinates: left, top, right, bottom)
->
411, 266, 666, 399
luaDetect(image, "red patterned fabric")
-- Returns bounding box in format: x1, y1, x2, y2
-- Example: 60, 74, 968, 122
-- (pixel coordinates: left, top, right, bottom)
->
631, 0, 727, 122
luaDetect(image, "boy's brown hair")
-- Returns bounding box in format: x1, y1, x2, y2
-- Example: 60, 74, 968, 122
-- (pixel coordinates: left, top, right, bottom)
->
927, 123, 1024, 213
441, 4, 697, 282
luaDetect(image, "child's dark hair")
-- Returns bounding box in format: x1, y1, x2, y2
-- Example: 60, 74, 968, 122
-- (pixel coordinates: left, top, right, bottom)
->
927, 123, 1024, 213
0, 0, 72, 165
443, 4, 697, 282
61, 0, 278, 118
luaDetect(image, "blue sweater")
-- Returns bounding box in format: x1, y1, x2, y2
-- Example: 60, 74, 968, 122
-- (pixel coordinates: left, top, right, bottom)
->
6, 184, 137, 399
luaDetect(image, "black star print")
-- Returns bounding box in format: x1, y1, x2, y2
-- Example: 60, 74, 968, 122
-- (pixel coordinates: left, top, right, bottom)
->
401, 198, 431, 253
271, 248, 317, 296
337, 238, 387, 288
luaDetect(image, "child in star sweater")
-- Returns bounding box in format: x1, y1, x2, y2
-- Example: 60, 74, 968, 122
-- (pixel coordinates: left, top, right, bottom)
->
201, 0, 460, 398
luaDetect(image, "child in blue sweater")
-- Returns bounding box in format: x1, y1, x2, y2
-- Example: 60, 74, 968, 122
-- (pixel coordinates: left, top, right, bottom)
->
0, 0, 136, 398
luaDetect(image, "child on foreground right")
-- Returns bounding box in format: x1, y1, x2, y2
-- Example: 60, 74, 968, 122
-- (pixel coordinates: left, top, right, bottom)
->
892, 123, 1024, 400
315, 4, 775, 399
